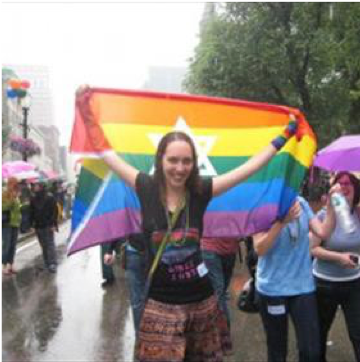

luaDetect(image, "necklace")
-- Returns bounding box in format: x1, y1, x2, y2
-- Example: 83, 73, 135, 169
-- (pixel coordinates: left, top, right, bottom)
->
164, 191, 190, 246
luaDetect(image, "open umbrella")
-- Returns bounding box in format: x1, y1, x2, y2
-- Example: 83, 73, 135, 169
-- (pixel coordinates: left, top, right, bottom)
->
13, 170, 41, 181
39, 169, 59, 181
2, 160, 36, 179
313, 135, 360, 172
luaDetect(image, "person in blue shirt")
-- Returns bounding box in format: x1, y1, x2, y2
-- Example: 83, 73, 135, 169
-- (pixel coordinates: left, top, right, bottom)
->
253, 192, 337, 362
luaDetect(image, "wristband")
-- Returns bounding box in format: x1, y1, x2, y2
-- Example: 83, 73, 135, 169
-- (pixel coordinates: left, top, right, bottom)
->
271, 116, 297, 151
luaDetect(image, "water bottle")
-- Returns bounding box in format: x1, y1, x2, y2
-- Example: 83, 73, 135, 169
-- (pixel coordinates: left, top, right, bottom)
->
331, 193, 356, 234
288, 219, 299, 242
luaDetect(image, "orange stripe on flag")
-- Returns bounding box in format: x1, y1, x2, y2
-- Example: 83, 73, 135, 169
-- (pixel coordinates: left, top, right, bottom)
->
92, 88, 292, 129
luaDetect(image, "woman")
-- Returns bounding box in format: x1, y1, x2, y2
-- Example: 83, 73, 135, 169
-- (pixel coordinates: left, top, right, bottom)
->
2, 177, 22, 275
253, 189, 337, 362
76, 86, 298, 362
311, 172, 360, 362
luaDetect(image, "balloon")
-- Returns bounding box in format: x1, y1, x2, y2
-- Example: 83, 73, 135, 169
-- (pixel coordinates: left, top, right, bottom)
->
6, 89, 17, 98
21, 80, 31, 89
8, 79, 22, 89
15, 89, 27, 98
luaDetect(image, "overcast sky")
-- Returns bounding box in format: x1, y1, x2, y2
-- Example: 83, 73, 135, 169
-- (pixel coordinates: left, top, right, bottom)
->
1, 2, 205, 146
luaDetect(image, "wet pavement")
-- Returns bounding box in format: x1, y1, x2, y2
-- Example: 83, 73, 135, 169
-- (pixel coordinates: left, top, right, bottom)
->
2, 224, 356, 361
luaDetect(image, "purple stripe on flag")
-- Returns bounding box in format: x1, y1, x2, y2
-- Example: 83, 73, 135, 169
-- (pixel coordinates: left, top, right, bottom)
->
68, 208, 141, 255
69, 204, 280, 254
203, 204, 279, 238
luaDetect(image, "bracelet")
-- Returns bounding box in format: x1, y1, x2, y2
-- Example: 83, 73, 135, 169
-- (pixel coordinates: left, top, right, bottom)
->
271, 135, 287, 151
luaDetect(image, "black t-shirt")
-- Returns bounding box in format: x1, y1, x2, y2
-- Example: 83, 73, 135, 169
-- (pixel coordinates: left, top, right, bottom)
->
135, 172, 214, 304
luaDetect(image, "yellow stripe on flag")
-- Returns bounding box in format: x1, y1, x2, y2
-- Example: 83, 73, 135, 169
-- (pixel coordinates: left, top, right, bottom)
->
83, 159, 111, 179
102, 124, 315, 167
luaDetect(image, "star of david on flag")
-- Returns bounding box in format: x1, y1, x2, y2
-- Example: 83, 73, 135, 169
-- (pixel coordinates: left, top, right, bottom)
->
68, 87, 316, 255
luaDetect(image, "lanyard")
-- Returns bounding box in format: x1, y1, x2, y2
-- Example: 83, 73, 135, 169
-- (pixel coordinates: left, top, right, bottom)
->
148, 193, 188, 277
164, 192, 189, 245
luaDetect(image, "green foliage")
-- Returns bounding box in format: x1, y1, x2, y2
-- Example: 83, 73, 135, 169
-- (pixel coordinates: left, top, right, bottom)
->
185, 3, 360, 148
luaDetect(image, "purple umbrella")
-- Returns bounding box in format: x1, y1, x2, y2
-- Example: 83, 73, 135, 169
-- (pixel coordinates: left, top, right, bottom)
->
313, 135, 360, 172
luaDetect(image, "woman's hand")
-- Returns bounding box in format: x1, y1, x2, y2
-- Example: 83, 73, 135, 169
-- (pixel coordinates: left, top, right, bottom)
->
75, 84, 95, 123
104, 253, 115, 265
323, 183, 342, 207
337, 252, 359, 269
75, 84, 90, 98
282, 200, 301, 224
284, 114, 298, 139
253, 199, 300, 256
75, 84, 112, 153
329, 183, 341, 196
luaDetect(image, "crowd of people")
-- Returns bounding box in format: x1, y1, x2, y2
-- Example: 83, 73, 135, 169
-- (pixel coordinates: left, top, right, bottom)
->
2, 178, 73, 274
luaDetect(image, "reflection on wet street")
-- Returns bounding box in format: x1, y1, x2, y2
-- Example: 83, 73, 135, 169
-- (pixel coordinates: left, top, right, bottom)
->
2, 225, 356, 362
2, 223, 135, 362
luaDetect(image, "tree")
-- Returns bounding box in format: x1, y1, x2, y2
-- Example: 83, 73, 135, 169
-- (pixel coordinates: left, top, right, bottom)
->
185, 3, 360, 148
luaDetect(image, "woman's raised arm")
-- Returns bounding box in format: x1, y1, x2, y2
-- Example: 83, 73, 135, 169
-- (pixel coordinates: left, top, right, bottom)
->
76, 86, 139, 189
212, 116, 298, 197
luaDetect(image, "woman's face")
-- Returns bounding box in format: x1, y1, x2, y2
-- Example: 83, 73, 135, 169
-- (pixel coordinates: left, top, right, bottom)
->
162, 140, 194, 191
338, 174, 354, 205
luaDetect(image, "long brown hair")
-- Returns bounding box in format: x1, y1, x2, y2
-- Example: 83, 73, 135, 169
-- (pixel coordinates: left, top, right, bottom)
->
3, 177, 19, 201
153, 131, 202, 194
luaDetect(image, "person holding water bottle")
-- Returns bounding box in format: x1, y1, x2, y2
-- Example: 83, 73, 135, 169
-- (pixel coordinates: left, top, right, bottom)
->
252, 184, 339, 362
311, 171, 360, 362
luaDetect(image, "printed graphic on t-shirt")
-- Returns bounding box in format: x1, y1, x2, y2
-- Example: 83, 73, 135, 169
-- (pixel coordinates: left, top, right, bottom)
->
151, 228, 205, 282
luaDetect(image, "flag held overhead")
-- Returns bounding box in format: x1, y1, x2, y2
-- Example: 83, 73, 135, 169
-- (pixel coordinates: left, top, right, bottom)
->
68, 87, 316, 256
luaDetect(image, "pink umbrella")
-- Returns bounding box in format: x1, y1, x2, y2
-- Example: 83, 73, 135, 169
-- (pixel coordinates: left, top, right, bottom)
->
2, 160, 36, 179
40, 169, 59, 180
313, 135, 360, 172
13, 170, 41, 181
2, 169, 10, 179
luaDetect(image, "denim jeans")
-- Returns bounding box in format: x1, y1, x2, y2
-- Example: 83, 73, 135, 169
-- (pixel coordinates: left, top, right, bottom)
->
201, 250, 236, 326
36, 227, 57, 268
315, 277, 360, 362
258, 291, 320, 362
2, 226, 19, 265
20, 205, 31, 233
125, 247, 146, 332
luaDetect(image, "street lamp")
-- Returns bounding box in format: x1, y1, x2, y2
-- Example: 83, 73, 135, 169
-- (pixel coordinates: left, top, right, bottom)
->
20, 95, 31, 161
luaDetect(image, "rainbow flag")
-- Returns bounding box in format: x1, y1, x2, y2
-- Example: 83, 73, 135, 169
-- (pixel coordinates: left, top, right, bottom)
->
68, 88, 316, 255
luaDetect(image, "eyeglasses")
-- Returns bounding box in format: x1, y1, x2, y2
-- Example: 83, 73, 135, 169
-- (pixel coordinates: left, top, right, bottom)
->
339, 182, 352, 188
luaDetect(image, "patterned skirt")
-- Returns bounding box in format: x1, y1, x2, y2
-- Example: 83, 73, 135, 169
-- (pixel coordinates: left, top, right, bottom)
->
135, 295, 232, 362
